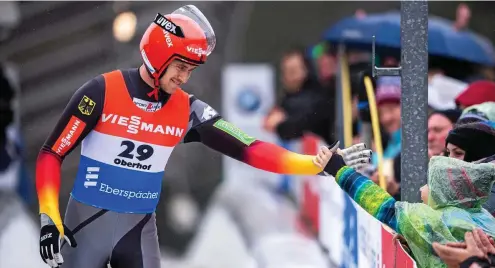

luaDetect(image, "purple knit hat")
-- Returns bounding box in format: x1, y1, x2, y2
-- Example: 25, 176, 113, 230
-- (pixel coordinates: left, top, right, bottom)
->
376, 76, 401, 105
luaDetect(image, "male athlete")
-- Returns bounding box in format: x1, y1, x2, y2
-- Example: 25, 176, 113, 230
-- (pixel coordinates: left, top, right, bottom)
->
36, 5, 371, 268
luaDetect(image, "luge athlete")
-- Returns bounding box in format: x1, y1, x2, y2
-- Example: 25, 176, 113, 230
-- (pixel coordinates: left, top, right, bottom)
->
36, 5, 342, 268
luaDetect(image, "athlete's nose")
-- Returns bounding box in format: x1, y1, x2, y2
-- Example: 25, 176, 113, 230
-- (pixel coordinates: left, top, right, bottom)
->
177, 71, 188, 83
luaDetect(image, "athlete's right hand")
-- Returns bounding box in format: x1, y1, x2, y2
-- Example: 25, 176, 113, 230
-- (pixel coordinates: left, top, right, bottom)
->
40, 214, 77, 267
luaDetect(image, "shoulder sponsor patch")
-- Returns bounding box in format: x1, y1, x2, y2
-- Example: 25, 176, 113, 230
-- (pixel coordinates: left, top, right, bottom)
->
78, 95, 96, 116
213, 119, 256, 145
51, 115, 86, 156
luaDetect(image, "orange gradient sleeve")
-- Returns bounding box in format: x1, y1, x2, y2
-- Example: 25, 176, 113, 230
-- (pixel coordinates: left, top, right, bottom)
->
194, 118, 323, 176
34, 75, 103, 236
244, 140, 323, 175
36, 151, 64, 230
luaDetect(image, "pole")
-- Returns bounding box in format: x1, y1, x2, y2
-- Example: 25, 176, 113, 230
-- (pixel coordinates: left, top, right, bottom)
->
371, 1, 429, 202
400, 0, 429, 202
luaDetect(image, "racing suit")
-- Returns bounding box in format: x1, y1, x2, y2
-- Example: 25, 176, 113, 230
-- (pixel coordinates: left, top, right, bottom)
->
35, 68, 326, 268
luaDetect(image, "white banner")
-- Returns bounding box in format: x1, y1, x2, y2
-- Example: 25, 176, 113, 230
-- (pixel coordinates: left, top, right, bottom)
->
319, 175, 387, 268
221, 64, 278, 185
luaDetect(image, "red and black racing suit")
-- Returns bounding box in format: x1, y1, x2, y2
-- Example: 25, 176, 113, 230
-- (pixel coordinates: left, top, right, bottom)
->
36, 68, 324, 268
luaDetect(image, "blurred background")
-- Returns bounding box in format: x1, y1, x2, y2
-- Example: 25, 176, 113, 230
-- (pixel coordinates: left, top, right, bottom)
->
2, 1, 495, 268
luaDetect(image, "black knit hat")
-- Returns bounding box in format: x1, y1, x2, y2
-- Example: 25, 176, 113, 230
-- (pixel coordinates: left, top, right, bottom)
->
445, 122, 495, 162
429, 109, 463, 124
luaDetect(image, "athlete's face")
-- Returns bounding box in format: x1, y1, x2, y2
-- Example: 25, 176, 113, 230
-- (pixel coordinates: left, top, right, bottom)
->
160, 60, 197, 94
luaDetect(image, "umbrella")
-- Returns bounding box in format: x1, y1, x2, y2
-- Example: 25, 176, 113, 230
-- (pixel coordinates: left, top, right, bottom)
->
324, 11, 495, 66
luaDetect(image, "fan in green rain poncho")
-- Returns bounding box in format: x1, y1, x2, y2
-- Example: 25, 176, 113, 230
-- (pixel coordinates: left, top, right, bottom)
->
445, 121, 495, 216
328, 156, 495, 268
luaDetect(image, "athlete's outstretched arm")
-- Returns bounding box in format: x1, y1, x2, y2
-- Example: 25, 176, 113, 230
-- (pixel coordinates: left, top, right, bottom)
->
184, 110, 323, 175
36, 76, 104, 232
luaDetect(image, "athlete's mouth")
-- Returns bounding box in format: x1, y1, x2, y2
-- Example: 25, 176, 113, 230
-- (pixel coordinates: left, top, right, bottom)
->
171, 79, 182, 86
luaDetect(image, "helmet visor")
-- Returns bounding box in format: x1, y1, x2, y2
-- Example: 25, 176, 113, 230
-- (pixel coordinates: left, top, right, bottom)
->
172, 5, 216, 56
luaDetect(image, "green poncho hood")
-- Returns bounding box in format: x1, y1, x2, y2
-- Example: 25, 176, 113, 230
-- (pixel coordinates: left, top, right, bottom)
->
395, 156, 495, 268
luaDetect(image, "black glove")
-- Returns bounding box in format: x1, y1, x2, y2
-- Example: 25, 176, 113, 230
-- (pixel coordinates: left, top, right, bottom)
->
40, 214, 77, 267
322, 141, 346, 176
324, 153, 346, 177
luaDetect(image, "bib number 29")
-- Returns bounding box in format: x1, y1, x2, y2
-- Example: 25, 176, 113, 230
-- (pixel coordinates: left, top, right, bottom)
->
118, 140, 154, 161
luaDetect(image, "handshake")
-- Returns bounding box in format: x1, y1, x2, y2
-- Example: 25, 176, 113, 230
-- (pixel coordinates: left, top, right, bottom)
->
314, 141, 373, 176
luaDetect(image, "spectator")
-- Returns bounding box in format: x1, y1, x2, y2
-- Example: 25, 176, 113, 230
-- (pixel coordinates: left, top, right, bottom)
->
315, 49, 339, 141
366, 76, 402, 193
428, 109, 462, 158
315, 49, 336, 89
444, 122, 495, 215
264, 46, 336, 145
444, 122, 495, 162
275, 46, 317, 115
433, 228, 495, 268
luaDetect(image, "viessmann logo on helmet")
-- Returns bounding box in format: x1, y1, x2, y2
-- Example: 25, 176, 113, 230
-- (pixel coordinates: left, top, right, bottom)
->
153, 13, 184, 37
187, 46, 206, 57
